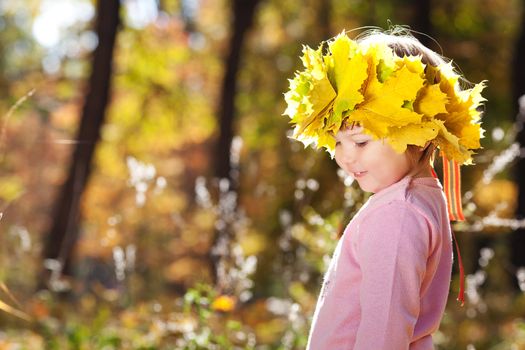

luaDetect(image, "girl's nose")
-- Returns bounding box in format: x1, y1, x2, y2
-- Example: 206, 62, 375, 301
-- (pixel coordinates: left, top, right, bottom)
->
338, 145, 356, 165
342, 145, 357, 163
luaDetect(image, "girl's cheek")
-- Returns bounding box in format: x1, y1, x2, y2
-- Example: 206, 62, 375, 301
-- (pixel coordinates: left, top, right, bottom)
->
334, 151, 344, 169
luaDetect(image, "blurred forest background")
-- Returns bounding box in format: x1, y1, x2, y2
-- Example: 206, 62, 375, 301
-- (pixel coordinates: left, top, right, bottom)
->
1, 0, 525, 349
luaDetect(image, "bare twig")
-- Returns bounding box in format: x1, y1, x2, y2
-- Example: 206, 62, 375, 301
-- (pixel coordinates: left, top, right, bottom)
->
0, 89, 36, 159
0, 298, 31, 322
0, 281, 23, 308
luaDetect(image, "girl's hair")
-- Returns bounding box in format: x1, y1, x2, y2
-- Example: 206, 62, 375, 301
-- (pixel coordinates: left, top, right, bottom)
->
354, 26, 448, 67
406, 143, 437, 176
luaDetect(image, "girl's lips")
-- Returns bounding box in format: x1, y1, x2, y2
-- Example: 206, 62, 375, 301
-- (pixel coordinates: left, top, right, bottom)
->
353, 171, 367, 178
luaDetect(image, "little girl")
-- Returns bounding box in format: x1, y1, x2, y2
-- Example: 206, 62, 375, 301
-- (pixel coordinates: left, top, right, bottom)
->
283, 27, 485, 349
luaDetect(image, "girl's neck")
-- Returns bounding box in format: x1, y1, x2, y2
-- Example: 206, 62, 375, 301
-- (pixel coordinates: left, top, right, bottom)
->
410, 166, 434, 179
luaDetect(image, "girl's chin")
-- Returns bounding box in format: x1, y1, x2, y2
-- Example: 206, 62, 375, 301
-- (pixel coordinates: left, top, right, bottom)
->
355, 180, 376, 193
355, 178, 385, 193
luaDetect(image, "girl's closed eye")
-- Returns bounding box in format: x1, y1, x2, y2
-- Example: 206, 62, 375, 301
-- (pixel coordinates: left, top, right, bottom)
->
355, 141, 368, 148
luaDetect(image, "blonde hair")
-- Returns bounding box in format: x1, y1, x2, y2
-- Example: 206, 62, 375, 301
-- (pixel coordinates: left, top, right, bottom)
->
354, 26, 448, 68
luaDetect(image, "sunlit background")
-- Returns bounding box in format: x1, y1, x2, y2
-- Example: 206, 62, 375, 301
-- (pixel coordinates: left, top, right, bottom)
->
1, 0, 525, 349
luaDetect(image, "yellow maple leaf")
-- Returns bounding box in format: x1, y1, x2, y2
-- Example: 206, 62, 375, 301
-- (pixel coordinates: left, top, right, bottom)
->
323, 109, 344, 136
441, 110, 467, 135
317, 128, 337, 156
396, 56, 425, 76
437, 61, 460, 89
285, 72, 336, 140
349, 64, 424, 138
434, 119, 460, 147
415, 84, 449, 118
459, 123, 483, 149
432, 119, 473, 164
300, 45, 326, 79
299, 108, 328, 139
283, 75, 312, 120
438, 140, 472, 165
433, 62, 461, 107
360, 41, 396, 80
387, 121, 440, 153
461, 82, 487, 122
438, 81, 485, 149
328, 34, 367, 119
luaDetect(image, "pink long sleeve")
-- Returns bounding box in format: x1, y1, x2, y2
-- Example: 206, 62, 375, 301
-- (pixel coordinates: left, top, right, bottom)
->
354, 201, 431, 349
306, 176, 453, 350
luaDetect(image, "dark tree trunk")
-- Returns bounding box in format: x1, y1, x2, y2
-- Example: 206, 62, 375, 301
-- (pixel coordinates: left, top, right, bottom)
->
180, 0, 197, 33
158, 0, 167, 12
210, 0, 260, 286
214, 0, 260, 182
510, 1, 525, 286
368, 0, 376, 26
318, 0, 332, 41
40, 0, 120, 289
512, 4, 525, 108
411, 0, 433, 49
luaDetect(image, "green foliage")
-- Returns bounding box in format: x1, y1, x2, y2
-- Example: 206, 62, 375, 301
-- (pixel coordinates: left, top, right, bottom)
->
0, 175, 25, 202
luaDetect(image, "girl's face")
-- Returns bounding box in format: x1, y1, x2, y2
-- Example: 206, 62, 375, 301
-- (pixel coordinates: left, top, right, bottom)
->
334, 126, 412, 193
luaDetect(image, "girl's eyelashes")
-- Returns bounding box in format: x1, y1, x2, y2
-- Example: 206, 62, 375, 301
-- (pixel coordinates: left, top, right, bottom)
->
335, 140, 368, 147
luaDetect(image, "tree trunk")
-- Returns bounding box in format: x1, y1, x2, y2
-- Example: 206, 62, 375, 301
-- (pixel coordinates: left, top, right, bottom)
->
210, 0, 260, 285
318, 0, 332, 41
368, 0, 376, 26
510, 1, 525, 287
512, 3, 525, 108
180, 0, 197, 33
40, 0, 121, 289
411, 0, 433, 49
214, 0, 260, 182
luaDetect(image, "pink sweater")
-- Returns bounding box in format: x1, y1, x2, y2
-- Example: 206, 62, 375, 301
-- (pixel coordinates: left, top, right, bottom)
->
306, 176, 453, 350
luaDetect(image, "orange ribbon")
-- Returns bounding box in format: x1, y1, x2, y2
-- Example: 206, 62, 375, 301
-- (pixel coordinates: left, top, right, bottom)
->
431, 153, 465, 307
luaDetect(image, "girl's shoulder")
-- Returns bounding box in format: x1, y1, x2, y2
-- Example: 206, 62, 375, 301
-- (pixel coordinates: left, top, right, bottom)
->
360, 198, 427, 226
358, 177, 445, 226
